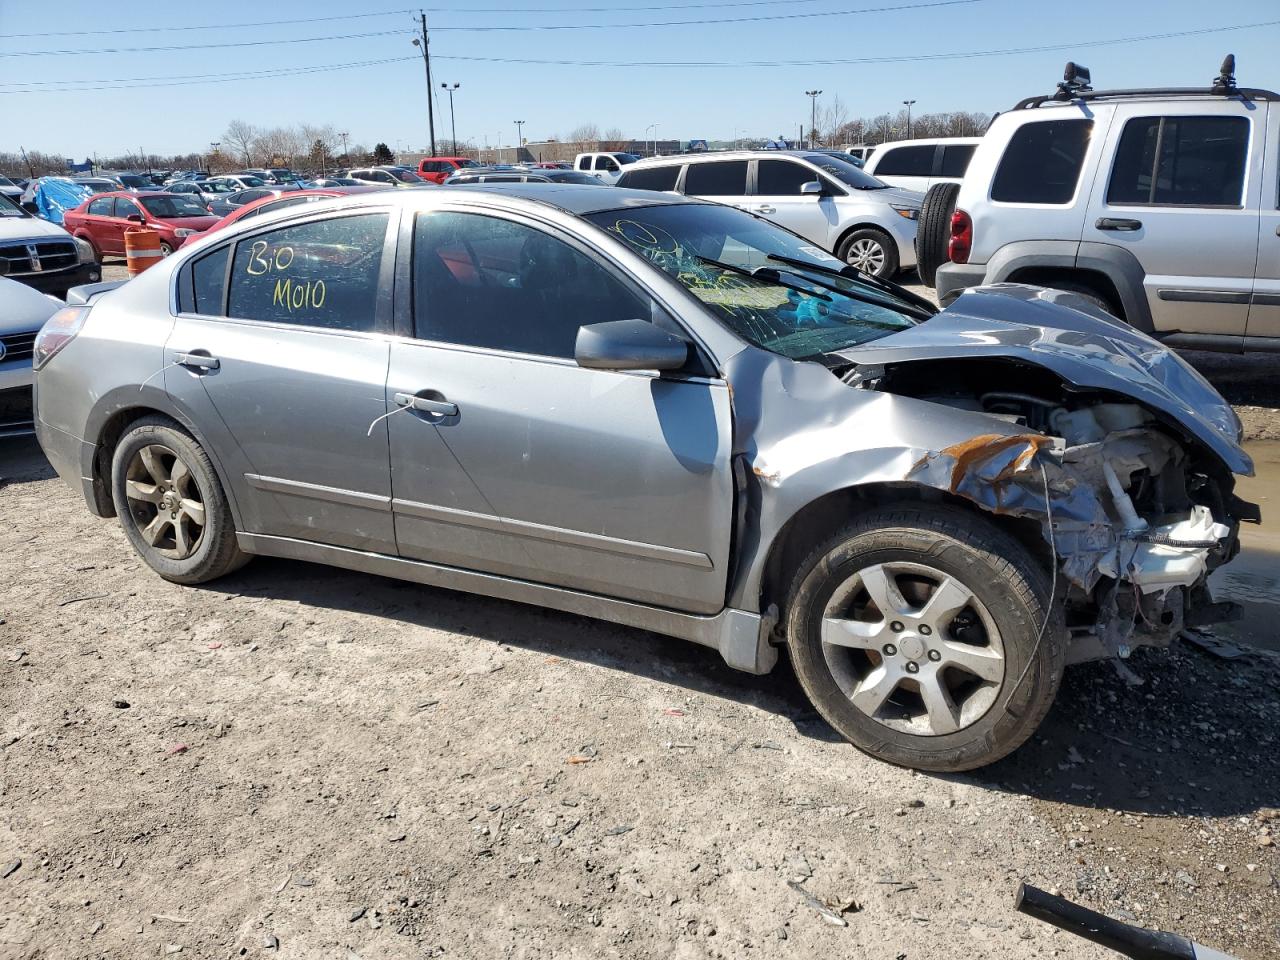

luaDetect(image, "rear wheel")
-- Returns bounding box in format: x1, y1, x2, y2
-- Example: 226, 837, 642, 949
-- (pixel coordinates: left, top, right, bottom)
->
915, 182, 960, 287
784, 503, 1064, 772
110, 417, 249, 585
837, 227, 898, 279
159, 241, 175, 257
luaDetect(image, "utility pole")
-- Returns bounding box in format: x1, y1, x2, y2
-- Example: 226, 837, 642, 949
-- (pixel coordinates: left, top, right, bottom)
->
903, 99, 917, 139
413, 12, 437, 157
441, 82, 460, 153
514, 120, 525, 162
805, 90, 822, 148
208, 141, 219, 176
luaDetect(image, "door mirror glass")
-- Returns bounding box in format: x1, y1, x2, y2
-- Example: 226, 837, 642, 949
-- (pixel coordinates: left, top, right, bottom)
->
575, 319, 689, 372
126, 214, 144, 223
800, 180, 822, 195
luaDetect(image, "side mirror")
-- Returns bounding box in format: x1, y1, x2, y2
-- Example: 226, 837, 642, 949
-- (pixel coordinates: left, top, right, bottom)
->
575, 319, 690, 372
126, 214, 144, 223
800, 181, 823, 196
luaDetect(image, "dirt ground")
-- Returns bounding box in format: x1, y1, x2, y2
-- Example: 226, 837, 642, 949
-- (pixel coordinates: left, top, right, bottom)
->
1, 265, 1277, 960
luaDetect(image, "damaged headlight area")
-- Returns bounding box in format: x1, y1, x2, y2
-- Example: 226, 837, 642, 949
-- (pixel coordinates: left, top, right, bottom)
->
897, 384, 1257, 664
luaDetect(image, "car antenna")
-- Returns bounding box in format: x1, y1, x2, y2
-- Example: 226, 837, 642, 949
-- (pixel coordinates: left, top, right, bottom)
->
1211, 54, 1237, 95
1054, 61, 1092, 100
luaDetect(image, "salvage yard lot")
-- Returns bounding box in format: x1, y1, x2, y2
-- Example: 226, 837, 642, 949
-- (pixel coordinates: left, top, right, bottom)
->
2, 261, 1278, 960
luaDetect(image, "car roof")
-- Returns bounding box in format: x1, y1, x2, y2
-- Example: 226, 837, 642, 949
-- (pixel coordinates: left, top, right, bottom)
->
432, 182, 696, 215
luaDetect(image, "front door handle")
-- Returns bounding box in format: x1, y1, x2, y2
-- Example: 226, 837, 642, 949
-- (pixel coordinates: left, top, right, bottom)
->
1095, 217, 1143, 232
173, 352, 220, 370
394, 392, 458, 417
755, 205, 777, 214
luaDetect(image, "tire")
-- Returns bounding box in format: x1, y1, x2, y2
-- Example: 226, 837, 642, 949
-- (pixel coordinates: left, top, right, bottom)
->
110, 416, 250, 585
914, 182, 960, 287
159, 241, 175, 257
784, 503, 1064, 772
1049, 281, 1120, 319
837, 227, 899, 279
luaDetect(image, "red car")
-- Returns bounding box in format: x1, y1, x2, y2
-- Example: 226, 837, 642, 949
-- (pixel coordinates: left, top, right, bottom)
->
181, 185, 386, 247
416, 156, 482, 184
64, 191, 219, 259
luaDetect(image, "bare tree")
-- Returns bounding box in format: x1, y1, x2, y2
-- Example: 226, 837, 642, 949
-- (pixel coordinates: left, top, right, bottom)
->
566, 123, 601, 155
600, 127, 628, 152
816, 94, 850, 147
223, 119, 258, 166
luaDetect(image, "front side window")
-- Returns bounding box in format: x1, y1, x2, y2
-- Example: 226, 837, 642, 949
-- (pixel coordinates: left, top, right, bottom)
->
141, 196, 210, 218
413, 211, 655, 359
991, 118, 1093, 204
87, 197, 113, 216
939, 144, 976, 177
113, 198, 141, 218
389, 169, 423, 183
756, 159, 818, 195
596, 156, 619, 172
804, 154, 885, 190
226, 213, 389, 331
619, 165, 680, 192
874, 145, 935, 177
1107, 115, 1248, 207
684, 160, 748, 197
585, 203, 919, 360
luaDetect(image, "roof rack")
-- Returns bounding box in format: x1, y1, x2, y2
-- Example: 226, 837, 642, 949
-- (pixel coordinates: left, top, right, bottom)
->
1014, 54, 1280, 110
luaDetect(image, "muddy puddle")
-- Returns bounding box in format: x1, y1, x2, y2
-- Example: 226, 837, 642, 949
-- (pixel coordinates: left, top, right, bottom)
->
1210, 439, 1280, 652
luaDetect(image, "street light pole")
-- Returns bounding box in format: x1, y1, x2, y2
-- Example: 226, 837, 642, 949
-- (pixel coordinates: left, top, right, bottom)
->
208, 141, 219, 176
440, 82, 460, 153
514, 120, 525, 162
805, 89, 822, 148
903, 99, 917, 139
645, 123, 658, 156
339, 131, 349, 166
412, 11, 437, 157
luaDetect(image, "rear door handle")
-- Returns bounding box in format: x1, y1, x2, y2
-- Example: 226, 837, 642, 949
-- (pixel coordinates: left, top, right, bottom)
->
394, 392, 458, 417
173, 352, 220, 370
755, 205, 776, 214
1095, 217, 1143, 232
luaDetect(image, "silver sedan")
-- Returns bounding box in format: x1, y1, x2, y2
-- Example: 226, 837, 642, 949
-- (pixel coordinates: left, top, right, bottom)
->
32, 185, 1255, 771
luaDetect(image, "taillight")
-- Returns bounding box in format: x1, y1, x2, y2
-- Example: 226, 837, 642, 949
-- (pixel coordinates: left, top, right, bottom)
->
948, 208, 972, 265
33, 306, 89, 371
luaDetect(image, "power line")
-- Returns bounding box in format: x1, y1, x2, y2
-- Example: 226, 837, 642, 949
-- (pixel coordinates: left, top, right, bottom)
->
431, 0, 981, 31
0, 9, 414, 39
0, 28, 407, 58
434, 19, 1279, 65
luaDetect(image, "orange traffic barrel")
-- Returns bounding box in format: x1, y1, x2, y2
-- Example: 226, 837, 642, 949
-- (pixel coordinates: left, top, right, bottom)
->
124, 226, 164, 277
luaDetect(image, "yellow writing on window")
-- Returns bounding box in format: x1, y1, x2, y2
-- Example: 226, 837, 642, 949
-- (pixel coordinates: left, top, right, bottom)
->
272, 277, 327, 312
246, 240, 296, 276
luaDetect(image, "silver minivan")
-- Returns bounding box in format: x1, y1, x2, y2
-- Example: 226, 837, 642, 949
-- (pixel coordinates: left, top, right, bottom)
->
617, 150, 922, 278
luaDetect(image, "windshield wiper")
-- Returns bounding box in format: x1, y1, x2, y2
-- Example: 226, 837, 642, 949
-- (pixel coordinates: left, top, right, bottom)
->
694, 255, 831, 302
765, 253, 937, 316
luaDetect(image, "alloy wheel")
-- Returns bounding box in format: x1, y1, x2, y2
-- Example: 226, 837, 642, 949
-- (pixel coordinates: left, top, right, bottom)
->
845, 238, 886, 275
124, 444, 206, 560
820, 561, 1005, 736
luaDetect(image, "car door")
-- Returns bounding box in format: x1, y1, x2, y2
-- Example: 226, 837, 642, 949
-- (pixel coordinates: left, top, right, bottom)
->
592, 155, 620, 183
81, 196, 116, 253
750, 157, 836, 247
164, 207, 399, 552
385, 206, 734, 613
1082, 103, 1262, 340
1248, 101, 1280, 339
107, 196, 143, 254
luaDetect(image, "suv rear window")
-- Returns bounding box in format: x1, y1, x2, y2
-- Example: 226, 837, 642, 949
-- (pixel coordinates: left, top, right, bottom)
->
874, 145, 934, 177
991, 119, 1093, 204
939, 144, 976, 178
618, 165, 680, 192
683, 160, 748, 196
1106, 116, 1249, 207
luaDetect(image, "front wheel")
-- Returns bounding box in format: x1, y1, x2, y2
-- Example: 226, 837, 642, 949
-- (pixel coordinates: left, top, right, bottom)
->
159, 241, 175, 257
837, 227, 899, 279
784, 503, 1064, 772
110, 416, 249, 585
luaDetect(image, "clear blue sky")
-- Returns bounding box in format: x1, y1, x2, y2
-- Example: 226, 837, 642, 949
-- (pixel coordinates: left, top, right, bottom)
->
3, 0, 1278, 157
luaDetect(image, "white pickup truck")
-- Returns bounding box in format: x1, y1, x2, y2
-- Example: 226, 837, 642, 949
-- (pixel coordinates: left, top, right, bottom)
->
573, 151, 641, 184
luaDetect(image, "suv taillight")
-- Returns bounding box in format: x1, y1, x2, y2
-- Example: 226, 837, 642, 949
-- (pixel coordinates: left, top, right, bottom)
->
948, 208, 972, 265
33, 306, 89, 371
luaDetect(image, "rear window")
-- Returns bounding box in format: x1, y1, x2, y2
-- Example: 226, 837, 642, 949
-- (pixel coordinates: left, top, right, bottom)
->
939, 144, 976, 178
991, 119, 1093, 204
683, 160, 748, 197
618, 165, 680, 192
1106, 116, 1249, 207
874, 145, 935, 177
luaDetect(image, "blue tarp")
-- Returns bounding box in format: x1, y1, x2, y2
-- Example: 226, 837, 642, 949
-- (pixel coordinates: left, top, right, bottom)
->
23, 177, 93, 225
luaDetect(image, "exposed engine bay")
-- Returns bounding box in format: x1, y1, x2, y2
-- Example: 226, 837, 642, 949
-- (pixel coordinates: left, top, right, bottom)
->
849, 357, 1258, 664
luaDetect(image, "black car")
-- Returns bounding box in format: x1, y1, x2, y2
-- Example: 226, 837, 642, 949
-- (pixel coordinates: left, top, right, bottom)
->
442, 167, 605, 186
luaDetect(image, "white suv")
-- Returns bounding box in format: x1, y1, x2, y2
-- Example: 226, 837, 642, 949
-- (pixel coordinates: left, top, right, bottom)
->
863, 137, 982, 193
934, 57, 1280, 352
617, 150, 922, 278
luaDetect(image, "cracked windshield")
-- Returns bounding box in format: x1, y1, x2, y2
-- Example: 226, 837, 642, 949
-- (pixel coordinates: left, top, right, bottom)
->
586, 203, 919, 359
